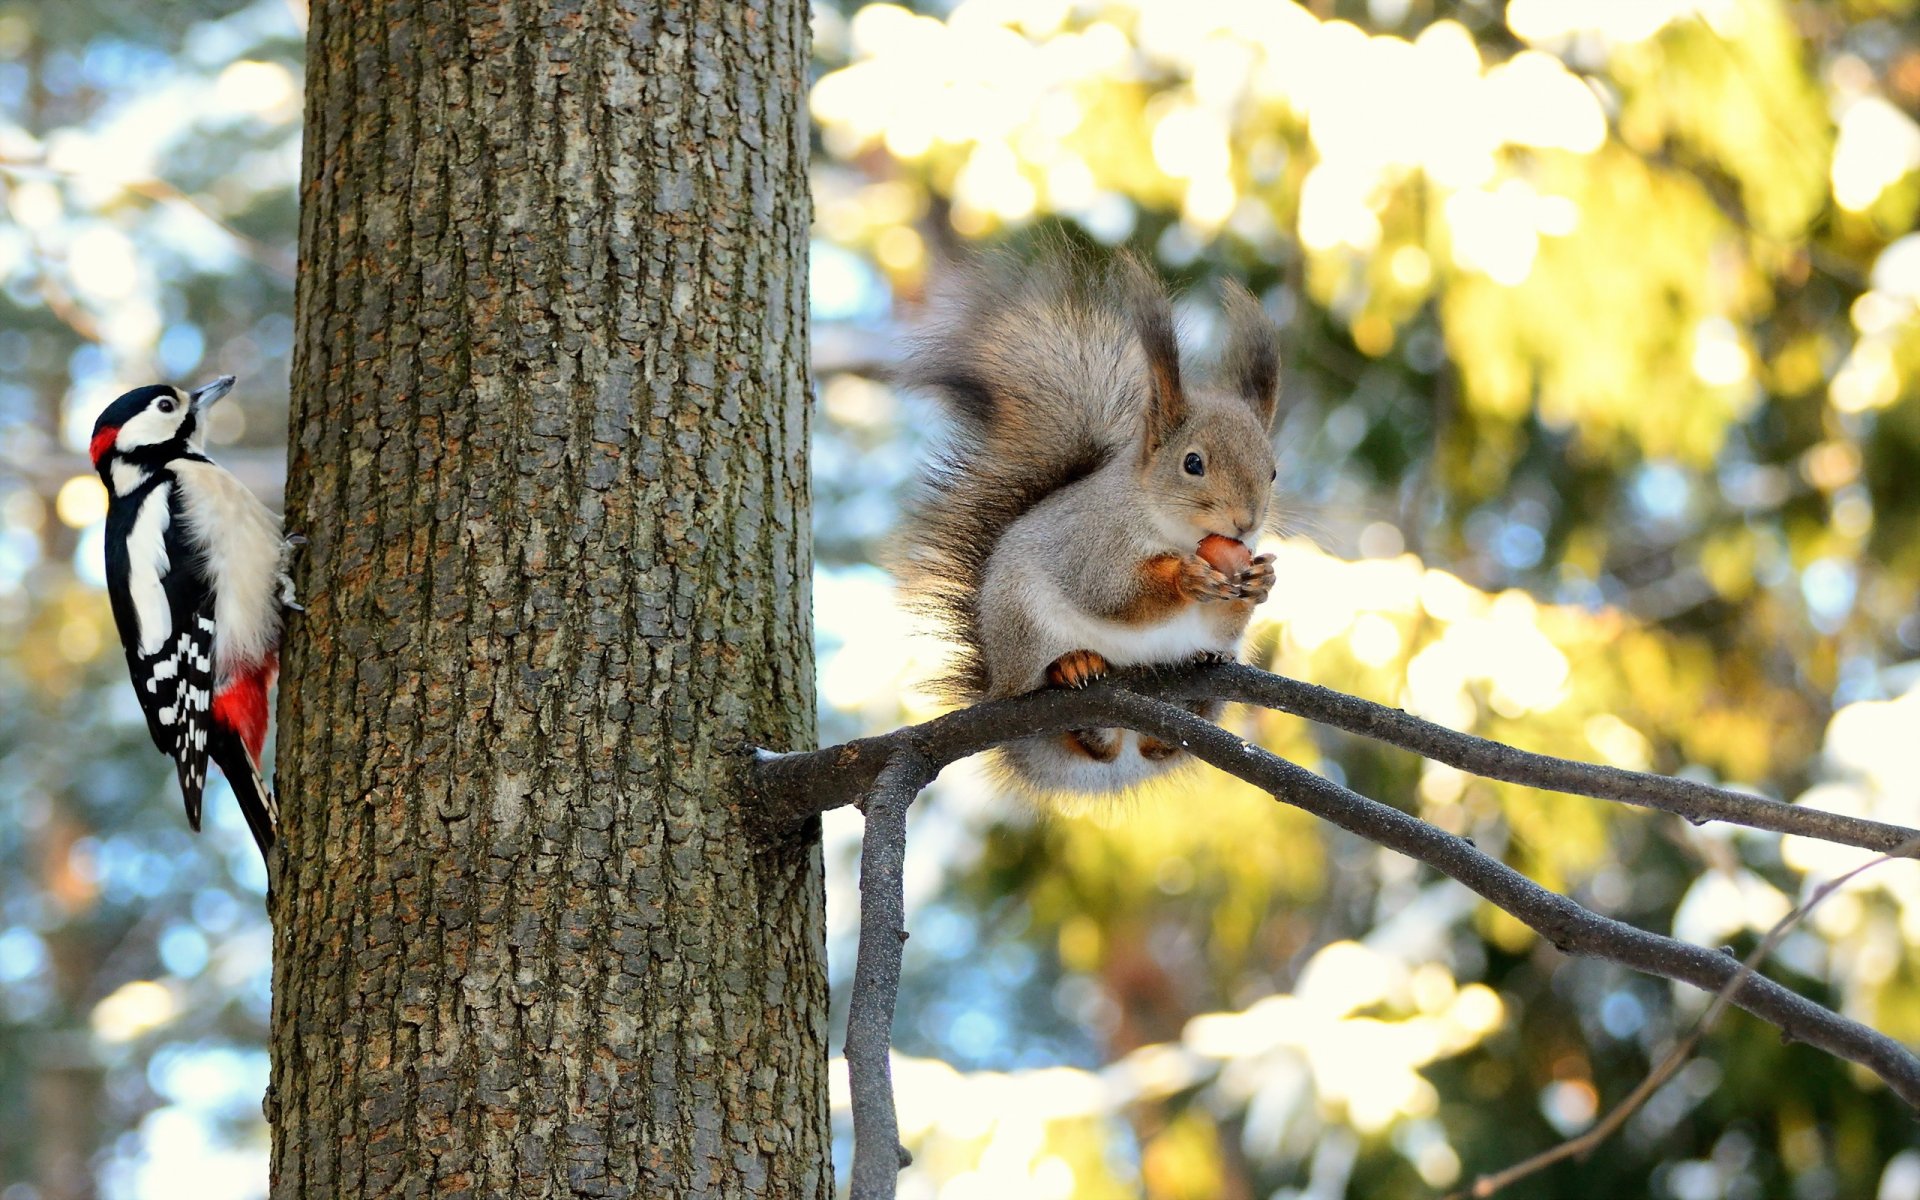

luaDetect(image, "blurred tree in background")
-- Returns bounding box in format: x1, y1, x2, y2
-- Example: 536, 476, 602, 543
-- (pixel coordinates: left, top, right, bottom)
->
4, 0, 1920, 1198
0, 0, 296, 1195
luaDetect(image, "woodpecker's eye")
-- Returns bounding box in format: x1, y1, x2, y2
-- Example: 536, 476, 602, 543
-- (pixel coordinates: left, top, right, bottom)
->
1183, 452, 1205, 476
157, 397, 177, 414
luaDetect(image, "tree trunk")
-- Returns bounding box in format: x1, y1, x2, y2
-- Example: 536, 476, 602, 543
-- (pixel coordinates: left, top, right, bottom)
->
272, 2, 824, 1196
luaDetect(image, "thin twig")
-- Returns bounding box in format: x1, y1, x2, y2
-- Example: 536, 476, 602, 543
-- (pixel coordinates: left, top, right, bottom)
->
1064, 691, 1920, 1108
1451, 835, 1920, 1199
846, 752, 931, 1200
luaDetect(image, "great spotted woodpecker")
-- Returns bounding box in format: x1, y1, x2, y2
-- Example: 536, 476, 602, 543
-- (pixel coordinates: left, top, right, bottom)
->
91, 376, 298, 861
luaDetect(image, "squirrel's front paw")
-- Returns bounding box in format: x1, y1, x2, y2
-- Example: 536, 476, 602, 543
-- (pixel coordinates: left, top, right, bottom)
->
1178, 555, 1242, 603
1233, 553, 1275, 604
1046, 649, 1110, 689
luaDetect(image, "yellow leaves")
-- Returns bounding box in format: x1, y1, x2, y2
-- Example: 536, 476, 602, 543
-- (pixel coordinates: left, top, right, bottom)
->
1030, 763, 1326, 960
1058, 914, 1102, 973
1612, 3, 1832, 238
1701, 526, 1759, 600
861, 943, 1507, 1195
852, 1055, 1131, 1198
813, 0, 1919, 474
1769, 332, 1830, 396
1831, 97, 1920, 215
1140, 1113, 1227, 1200
1185, 941, 1506, 1134
1442, 147, 1759, 465
1831, 237, 1920, 414
11, 581, 116, 699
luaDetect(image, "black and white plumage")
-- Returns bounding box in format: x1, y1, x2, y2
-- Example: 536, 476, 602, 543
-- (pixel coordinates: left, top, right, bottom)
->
92, 376, 297, 861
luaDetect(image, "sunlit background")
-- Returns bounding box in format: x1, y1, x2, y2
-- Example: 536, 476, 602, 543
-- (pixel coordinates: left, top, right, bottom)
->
4, 0, 1920, 1196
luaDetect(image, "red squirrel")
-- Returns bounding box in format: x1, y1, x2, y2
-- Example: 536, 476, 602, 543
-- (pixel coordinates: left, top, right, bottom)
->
897, 247, 1283, 796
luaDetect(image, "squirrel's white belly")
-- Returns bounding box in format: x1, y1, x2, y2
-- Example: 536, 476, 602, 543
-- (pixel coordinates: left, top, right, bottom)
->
1029, 573, 1233, 669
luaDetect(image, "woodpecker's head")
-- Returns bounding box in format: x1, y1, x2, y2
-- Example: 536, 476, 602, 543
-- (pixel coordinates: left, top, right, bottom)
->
90, 376, 235, 473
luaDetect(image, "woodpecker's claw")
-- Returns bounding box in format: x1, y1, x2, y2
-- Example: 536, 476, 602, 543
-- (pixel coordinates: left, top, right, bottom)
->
285, 533, 309, 547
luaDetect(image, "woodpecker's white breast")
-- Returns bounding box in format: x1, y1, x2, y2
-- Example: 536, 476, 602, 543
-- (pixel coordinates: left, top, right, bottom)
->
170, 458, 286, 684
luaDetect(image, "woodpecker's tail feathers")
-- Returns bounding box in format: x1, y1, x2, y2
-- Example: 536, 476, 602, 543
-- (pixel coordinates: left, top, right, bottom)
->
231, 764, 278, 862
210, 729, 277, 861
176, 760, 206, 832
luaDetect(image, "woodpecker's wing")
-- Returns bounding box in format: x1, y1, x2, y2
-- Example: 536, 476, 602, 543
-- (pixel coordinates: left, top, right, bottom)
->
104, 477, 218, 829
156, 602, 217, 829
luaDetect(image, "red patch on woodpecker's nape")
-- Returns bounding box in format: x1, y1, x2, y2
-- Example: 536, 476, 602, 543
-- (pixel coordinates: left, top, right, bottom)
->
212, 666, 273, 765
89, 426, 119, 466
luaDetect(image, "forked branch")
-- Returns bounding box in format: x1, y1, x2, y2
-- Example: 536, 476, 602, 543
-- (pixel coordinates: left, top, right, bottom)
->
751, 664, 1920, 1200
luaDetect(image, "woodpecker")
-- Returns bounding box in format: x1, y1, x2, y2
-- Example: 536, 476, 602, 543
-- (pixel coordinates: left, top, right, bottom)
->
91, 376, 297, 861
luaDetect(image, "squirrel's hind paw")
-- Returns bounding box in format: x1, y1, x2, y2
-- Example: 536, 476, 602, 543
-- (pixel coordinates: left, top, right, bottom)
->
1046, 649, 1110, 689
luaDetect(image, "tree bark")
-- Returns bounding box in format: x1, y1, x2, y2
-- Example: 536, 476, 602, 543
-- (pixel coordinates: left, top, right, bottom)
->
273, 2, 823, 1197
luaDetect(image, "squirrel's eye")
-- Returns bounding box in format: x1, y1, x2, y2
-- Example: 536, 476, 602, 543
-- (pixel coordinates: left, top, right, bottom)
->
157, 397, 176, 414
1270, 468, 1277, 482
1183, 452, 1205, 476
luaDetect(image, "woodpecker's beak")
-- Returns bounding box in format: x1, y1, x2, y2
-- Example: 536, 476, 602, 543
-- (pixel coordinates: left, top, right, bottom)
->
190, 375, 236, 411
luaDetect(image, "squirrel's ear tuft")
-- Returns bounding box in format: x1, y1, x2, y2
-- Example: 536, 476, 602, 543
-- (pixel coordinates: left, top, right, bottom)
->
1220, 279, 1281, 430
1117, 251, 1186, 456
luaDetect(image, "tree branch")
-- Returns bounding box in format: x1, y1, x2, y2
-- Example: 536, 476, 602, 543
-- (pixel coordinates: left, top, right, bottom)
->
761, 665, 1920, 1198
755, 662, 1918, 855
1452, 834, 1920, 1199
846, 753, 927, 1199
1085, 692, 1920, 1107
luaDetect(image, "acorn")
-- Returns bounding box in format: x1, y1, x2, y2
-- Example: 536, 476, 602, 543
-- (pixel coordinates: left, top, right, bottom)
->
1197, 534, 1252, 575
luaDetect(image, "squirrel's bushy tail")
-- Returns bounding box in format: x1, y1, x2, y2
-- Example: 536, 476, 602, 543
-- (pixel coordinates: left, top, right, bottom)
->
896, 246, 1155, 703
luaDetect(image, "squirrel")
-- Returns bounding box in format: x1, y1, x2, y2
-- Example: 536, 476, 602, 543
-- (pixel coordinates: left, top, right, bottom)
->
896, 246, 1283, 797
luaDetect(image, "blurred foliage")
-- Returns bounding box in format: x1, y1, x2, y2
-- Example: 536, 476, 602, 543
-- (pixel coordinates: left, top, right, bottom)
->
8, 0, 1920, 1198
807, 1, 1920, 1198
0, 0, 296, 1195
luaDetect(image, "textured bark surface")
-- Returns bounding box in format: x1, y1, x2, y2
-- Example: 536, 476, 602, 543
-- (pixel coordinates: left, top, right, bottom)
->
272, 2, 823, 1196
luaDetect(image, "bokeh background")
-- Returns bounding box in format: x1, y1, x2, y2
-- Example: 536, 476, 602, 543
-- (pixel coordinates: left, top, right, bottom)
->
4, 0, 1920, 1196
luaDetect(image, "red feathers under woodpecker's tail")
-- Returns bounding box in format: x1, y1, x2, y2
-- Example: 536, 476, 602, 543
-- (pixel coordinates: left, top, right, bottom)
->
209, 657, 279, 860
211, 657, 275, 765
